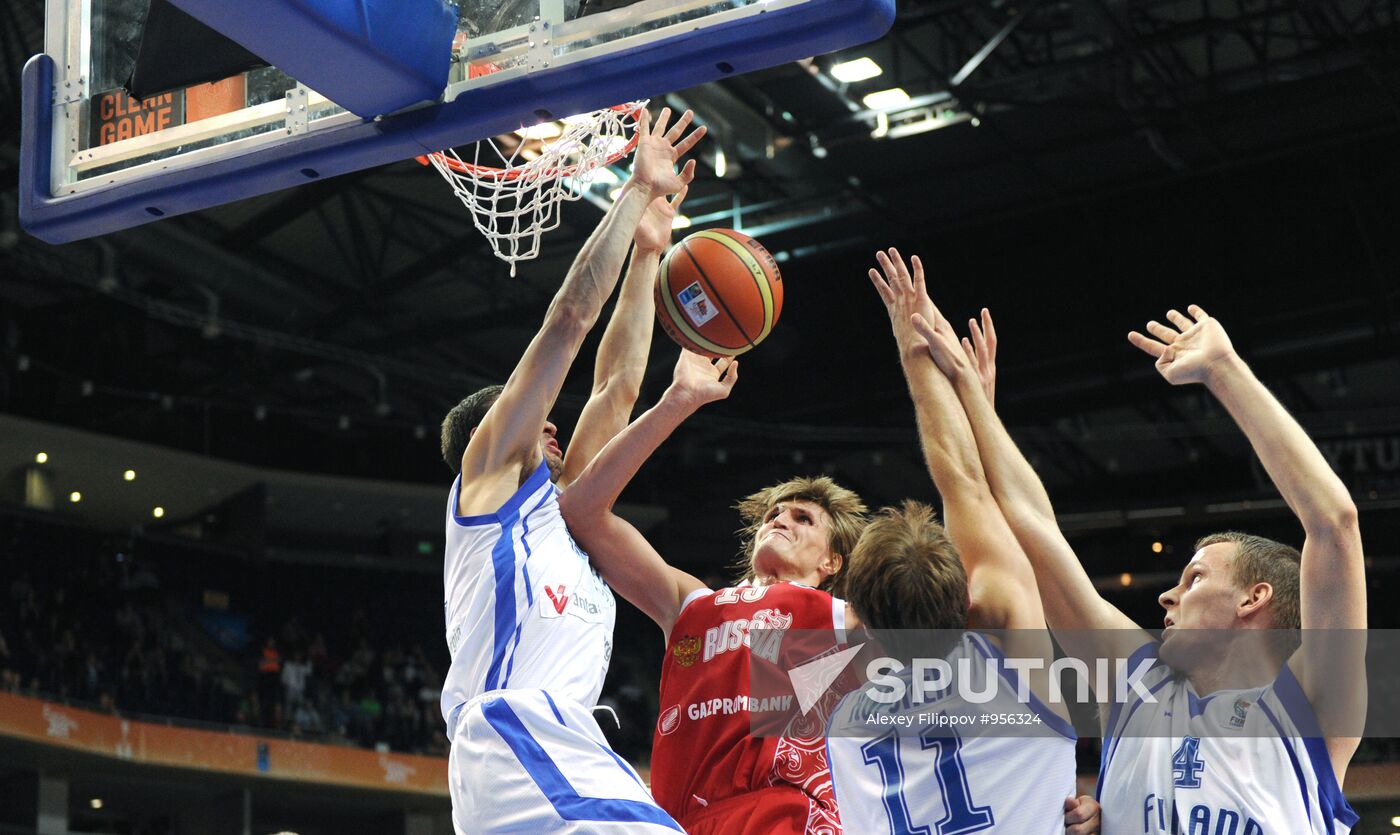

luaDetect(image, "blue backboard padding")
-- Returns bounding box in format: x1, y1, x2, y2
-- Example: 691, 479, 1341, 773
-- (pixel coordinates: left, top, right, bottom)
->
21, 0, 895, 244
166, 0, 456, 118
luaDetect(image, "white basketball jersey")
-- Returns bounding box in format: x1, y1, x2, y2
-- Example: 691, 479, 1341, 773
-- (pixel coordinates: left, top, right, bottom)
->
827, 632, 1077, 835
440, 461, 616, 737
1097, 641, 1358, 834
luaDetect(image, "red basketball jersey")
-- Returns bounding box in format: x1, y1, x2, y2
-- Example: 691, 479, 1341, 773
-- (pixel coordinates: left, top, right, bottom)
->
650, 582, 847, 834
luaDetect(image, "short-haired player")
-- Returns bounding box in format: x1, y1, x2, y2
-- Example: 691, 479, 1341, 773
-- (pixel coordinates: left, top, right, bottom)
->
437, 107, 703, 834
825, 249, 1099, 835
914, 301, 1365, 832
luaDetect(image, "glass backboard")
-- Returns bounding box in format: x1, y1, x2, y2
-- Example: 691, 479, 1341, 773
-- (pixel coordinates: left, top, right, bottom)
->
21, 0, 895, 243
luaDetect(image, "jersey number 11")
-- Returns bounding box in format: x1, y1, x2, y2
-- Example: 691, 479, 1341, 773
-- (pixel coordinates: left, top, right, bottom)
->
860, 726, 995, 835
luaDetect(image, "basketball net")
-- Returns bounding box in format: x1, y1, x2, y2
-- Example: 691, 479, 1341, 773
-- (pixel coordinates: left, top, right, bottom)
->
421, 100, 648, 276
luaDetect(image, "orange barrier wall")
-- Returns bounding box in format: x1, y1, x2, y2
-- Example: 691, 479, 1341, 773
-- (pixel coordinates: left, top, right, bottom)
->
0, 691, 447, 796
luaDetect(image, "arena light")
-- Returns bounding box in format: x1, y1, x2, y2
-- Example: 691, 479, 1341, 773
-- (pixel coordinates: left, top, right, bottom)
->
1119, 572, 1133, 587
153, 506, 165, 518
713, 148, 726, 178
884, 107, 973, 140
672, 215, 692, 230
1151, 541, 1164, 554
123, 469, 136, 481
69, 491, 82, 503
830, 56, 882, 83
35, 451, 48, 464
861, 87, 910, 111
89, 798, 103, 810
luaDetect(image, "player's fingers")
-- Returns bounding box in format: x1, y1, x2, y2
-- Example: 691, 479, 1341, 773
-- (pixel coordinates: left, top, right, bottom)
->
912, 313, 936, 339
868, 269, 894, 304
633, 107, 650, 135
886, 247, 910, 281
961, 336, 978, 365
969, 319, 984, 350
652, 106, 672, 136
910, 254, 926, 288
725, 359, 739, 386
1062, 804, 1089, 824
1187, 303, 1209, 321
673, 125, 707, 158
1165, 308, 1192, 330
670, 183, 690, 208
1128, 331, 1167, 358
874, 251, 901, 287
1145, 320, 1177, 343
664, 109, 695, 142
913, 314, 947, 352
981, 308, 997, 355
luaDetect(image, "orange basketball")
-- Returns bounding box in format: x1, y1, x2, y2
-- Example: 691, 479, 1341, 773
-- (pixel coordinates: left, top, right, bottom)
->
655, 229, 784, 358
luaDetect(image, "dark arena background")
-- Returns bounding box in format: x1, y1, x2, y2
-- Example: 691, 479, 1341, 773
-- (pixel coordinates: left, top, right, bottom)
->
3, 0, 1400, 832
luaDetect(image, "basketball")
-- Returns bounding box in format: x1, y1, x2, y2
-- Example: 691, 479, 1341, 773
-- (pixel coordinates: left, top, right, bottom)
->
655, 229, 784, 358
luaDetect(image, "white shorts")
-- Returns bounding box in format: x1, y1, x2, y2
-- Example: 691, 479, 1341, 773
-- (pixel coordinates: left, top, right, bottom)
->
448, 689, 682, 834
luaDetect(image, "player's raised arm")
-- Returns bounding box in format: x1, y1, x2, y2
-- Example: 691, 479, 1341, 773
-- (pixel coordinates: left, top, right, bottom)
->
559, 186, 691, 488
559, 351, 737, 636
1129, 305, 1366, 776
912, 310, 1148, 663
457, 109, 703, 515
868, 249, 1045, 634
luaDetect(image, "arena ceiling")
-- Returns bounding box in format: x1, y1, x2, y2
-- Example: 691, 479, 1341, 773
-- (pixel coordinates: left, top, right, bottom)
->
2, 0, 1398, 569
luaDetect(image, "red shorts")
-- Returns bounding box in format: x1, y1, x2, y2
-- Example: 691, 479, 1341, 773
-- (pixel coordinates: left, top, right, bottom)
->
679, 786, 832, 835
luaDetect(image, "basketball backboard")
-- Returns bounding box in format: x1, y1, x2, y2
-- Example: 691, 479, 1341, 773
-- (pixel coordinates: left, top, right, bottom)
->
20, 0, 896, 244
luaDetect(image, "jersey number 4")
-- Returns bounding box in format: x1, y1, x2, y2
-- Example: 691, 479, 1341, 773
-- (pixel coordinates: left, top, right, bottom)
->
1171, 736, 1206, 788
860, 727, 995, 835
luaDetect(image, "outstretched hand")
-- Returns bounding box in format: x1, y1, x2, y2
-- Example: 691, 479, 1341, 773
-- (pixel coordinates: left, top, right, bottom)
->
634, 185, 688, 254
629, 107, 705, 198
667, 350, 738, 410
1127, 304, 1237, 386
867, 247, 937, 355
960, 308, 998, 406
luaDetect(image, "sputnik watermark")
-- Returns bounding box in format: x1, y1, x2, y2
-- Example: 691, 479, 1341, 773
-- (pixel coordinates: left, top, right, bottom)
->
864, 655, 1158, 706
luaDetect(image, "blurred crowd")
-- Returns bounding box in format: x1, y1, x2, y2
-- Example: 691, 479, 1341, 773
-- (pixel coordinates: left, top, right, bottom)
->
0, 516, 449, 756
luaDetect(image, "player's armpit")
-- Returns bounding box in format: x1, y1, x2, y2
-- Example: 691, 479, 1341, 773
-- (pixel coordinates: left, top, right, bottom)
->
559, 501, 704, 634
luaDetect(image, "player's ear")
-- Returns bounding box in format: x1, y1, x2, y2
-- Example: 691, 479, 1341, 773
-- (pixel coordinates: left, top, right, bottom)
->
822, 551, 843, 580
1238, 582, 1273, 619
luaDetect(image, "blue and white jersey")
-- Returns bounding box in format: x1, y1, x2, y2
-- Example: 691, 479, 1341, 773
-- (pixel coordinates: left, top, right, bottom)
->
1097, 641, 1358, 834
441, 461, 616, 737
827, 632, 1077, 835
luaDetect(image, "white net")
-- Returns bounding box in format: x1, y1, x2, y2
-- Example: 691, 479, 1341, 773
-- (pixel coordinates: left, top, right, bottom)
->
427, 101, 648, 275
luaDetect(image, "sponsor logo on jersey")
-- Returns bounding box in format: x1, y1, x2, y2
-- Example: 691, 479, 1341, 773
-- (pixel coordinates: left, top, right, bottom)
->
702, 608, 793, 663
539, 576, 613, 624
687, 693, 793, 720
672, 635, 701, 668
545, 585, 569, 614
658, 704, 682, 736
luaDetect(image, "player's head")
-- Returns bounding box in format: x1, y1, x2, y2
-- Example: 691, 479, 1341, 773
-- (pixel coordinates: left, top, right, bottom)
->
441, 385, 564, 479
735, 476, 866, 592
842, 501, 968, 659
1158, 532, 1301, 632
